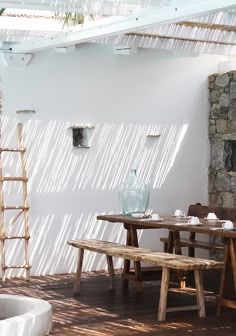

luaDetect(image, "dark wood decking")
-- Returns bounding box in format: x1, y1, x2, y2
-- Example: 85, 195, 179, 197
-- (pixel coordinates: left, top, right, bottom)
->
0, 270, 235, 335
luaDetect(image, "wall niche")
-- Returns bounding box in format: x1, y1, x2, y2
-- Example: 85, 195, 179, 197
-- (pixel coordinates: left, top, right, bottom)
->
69, 125, 95, 148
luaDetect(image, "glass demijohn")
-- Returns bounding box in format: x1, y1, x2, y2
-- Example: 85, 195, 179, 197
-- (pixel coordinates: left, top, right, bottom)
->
118, 169, 150, 215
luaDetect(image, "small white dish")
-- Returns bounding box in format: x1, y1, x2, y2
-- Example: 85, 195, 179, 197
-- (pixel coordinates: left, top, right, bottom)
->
204, 217, 219, 221
131, 213, 144, 218
146, 218, 163, 222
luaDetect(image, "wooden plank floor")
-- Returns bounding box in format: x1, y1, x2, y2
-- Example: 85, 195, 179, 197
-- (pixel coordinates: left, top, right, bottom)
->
0, 270, 235, 335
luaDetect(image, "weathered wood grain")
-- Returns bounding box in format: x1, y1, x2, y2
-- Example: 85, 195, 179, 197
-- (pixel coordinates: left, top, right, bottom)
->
68, 239, 223, 271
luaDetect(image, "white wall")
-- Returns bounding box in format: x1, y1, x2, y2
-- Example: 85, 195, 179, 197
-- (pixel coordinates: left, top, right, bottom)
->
0, 44, 227, 277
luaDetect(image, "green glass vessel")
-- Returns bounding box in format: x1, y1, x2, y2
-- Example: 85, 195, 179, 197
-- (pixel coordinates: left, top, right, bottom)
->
118, 169, 150, 215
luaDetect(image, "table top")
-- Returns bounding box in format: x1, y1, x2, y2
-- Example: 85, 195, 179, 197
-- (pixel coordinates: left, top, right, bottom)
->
97, 214, 236, 238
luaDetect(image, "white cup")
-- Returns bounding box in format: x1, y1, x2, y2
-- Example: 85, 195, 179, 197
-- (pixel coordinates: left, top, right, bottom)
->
222, 220, 234, 230
151, 213, 161, 220
207, 212, 217, 220
174, 209, 185, 217
188, 216, 200, 225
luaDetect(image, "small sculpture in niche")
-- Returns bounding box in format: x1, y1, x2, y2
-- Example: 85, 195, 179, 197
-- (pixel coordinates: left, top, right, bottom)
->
72, 128, 85, 147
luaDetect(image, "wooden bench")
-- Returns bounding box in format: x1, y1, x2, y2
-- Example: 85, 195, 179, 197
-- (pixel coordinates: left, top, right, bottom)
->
160, 204, 236, 257
68, 239, 223, 321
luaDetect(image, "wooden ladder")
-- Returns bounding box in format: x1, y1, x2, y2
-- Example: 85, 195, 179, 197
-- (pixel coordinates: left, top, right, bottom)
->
0, 123, 30, 281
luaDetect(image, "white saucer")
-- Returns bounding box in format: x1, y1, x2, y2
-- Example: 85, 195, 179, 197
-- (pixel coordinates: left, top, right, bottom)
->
204, 217, 219, 221
175, 222, 203, 226
147, 218, 163, 222
131, 213, 144, 218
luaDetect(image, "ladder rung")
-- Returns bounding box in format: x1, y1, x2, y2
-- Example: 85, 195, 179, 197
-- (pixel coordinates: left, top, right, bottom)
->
0, 177, 28, 182
0, 147, 26, 153
1, 235, 30, 240
2, 206, 29, 210
2, 264, 31, 270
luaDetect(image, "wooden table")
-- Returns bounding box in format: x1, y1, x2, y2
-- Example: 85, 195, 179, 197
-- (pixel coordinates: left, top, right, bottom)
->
97, 214, 236, 314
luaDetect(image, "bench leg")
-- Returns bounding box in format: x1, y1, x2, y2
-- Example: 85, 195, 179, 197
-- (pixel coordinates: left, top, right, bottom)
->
158, 267, 170, 321
106, 255, 115, 290
194, 269, 206, 317
74, 248, 84, 294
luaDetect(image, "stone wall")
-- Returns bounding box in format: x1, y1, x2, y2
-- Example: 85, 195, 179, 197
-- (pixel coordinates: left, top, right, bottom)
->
208, 71, 236, 208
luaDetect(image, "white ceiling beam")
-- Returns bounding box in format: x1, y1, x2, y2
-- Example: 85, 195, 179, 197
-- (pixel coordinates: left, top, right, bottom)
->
11, 0, 236, 53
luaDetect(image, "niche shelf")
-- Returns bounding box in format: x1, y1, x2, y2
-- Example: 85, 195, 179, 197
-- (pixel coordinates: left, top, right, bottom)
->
146, 134, 161, 138
69, 124, 95, 148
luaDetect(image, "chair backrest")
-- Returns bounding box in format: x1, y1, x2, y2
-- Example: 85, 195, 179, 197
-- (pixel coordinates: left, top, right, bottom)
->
188, 204, 236, 221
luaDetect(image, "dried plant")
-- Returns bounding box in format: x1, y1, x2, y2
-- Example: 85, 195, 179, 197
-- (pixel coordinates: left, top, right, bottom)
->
55, 12, 94, 28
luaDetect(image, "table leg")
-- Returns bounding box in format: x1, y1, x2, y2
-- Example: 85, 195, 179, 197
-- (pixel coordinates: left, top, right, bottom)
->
122, 226, 143, 291
173, 231, 186, 288
130, 226, 143, 291
230, 238, 236, 291
122, 228, 132, 289
217, 238, 236, 315
173, 231, 182, 255
188, 232, 196, 257
167, 231, 174, 253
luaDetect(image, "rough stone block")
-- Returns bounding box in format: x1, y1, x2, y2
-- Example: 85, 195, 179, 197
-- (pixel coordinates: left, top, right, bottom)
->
209, 193, 217, 206
210, 141, 224, 170
214, 193, 223, 207
210, 103, 228, 119
216, 119, 228, 134
215, 73, 230, 87
208, 75, 215, 82
230, 120, 236, 131
215, 173, 231, 191
231, 177, 236, 192
209, 90, 220, 103
208, 174, 215, 193
221, 192, 235, 208
228, 71, 236, 79
209, 125, 216, 135
210, 103, 220, 116
219, 93, 230, 108
229, 101, 236, 119
230, 81, 236, 100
